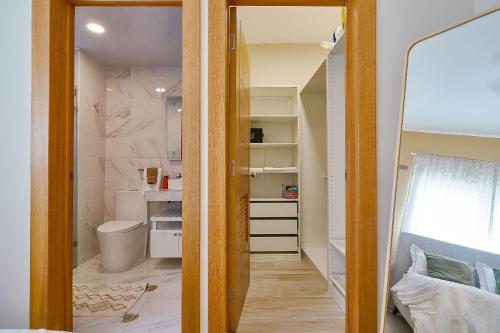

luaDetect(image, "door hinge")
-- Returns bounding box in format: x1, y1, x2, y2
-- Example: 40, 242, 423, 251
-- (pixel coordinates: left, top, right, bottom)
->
229, 33, 236, 51
229, 160, 236, 177
229, 287, 236, 305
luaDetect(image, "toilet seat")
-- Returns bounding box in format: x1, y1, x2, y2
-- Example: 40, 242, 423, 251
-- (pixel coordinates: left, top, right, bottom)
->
97, 220, 145, 234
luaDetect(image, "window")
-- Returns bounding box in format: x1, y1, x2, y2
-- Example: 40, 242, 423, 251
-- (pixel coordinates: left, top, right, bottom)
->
402, 154, 500, 253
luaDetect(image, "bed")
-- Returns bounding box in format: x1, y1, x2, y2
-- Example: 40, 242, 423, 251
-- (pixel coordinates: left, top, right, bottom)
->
390, 232, 500, 332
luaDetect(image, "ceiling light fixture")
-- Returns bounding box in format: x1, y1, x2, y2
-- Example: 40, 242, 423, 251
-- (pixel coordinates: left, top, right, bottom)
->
156, 88, 166, 93
86, 23, 105, 34
177, 108, 182, 113
320, 41, 334, 49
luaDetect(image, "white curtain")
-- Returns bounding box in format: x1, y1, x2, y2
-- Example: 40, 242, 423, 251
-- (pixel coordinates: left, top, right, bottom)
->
402, 154, 499, 253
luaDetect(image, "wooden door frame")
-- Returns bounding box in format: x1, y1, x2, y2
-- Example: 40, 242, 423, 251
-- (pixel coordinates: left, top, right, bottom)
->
30, 0, 200, 331
208, 0, 377, 332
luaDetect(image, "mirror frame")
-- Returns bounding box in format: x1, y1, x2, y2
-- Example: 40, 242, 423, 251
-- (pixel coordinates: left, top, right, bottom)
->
379, 6, 500, 332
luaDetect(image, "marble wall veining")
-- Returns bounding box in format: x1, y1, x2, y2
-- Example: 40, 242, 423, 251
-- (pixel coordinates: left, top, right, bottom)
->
104, 67, 182, 222
76, 50, 107, 266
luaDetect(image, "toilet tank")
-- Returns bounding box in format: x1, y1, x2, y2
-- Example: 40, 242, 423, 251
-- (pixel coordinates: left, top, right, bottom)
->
115, 191, 147, 221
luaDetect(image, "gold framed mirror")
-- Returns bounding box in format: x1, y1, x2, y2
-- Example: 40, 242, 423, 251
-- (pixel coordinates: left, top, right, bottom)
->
381, 7, 500, 333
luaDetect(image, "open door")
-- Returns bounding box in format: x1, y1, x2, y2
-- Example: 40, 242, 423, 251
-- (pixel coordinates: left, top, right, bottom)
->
227, 6, 251, 332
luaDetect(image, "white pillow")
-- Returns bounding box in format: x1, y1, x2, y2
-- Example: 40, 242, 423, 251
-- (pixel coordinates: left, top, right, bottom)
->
476, 261, 497, 293
409, 244, 427, 275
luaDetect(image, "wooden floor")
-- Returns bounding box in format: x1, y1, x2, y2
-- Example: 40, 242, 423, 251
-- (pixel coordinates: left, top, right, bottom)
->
235, 257, 345, 333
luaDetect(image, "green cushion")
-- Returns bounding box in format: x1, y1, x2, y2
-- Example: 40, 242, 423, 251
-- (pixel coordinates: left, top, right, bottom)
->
494, 268, 500, 294
425, 252, 475, 287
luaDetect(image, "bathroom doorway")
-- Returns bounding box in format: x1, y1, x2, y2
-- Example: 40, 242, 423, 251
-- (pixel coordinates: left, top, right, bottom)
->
72, 6, 184, 332
30, 1, 200, 332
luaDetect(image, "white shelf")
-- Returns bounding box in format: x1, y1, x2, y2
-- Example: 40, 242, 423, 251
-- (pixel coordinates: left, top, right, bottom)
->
330, 239, 346, 256
155, 221, 182, 230
250, 143, 298, 149
144, 190, 182, 202
151, 216, 182, 222
330, 274, 346, 296
250, 197, 299, 202
250, 115, 297, 123
251, 170, 299, 175
150, 204, 182, 222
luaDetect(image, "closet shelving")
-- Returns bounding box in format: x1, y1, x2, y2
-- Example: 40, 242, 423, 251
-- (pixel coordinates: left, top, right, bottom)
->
250, 143, 298, 149
249, 86, 301, 259
326, 33, 346, 312
330, 274, 346, 295
329, 239, 346, 256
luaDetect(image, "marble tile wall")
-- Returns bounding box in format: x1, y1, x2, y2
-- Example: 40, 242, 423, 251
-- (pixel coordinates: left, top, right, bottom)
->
76, 51, 107, 265
104, 67, 182, 221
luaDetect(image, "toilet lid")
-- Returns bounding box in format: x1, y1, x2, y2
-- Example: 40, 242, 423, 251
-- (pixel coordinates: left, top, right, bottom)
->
97, 220, 145, 234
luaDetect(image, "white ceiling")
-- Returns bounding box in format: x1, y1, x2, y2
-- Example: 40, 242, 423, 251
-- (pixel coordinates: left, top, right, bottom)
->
239, 7, 343, 45
403, 9, 500, 138
75, 7, 181, 67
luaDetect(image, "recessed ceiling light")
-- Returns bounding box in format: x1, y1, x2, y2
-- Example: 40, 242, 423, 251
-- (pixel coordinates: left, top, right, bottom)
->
86, 23, 105, 34
177, 108, 182, 113
320, 41, 334, 49
156, 88, 166, 93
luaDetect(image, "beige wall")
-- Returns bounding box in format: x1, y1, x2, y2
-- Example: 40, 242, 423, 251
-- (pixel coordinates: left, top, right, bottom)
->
392, 131, 500, 256
248, 44, 330, 89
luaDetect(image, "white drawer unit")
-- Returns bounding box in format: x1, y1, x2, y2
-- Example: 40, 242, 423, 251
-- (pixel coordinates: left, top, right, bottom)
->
250, 236, 298, 252
250, 219, 297, 235
250, 201, 298, 218
249, 199, 299, 254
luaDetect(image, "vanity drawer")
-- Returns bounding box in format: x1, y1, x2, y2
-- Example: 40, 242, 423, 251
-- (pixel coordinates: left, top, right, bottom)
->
250, 202, 297, 218
250, 219, 297, 235
250, 236, 298, 252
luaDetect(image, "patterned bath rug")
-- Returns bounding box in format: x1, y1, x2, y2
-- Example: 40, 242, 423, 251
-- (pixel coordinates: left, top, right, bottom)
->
73, 283, 155, 318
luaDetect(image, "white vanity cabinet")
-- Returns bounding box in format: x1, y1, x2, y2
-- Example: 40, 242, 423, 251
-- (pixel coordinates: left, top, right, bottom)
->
150, 229, 182, 258
145, 190, 183, 258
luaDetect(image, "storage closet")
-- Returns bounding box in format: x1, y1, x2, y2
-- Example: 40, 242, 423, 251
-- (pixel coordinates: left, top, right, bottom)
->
326, 34, 346, 312
249, 87, 301, 258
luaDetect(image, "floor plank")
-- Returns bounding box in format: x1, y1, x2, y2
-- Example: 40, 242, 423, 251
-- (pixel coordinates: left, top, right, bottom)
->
236, 258, 345, 333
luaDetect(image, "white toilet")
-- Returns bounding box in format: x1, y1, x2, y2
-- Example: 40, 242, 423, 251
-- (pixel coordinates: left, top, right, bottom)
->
97, 191, 148, 272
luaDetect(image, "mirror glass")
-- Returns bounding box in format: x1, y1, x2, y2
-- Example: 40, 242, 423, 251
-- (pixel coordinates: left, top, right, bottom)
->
167, 96, 182, 161
383, 9, 500, 333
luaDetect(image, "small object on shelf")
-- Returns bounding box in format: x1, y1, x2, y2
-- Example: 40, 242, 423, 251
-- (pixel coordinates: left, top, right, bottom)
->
147, 168, 158, 184
162, 175, 169, 190
282, 184, 298, 199
250, 128, 264, 143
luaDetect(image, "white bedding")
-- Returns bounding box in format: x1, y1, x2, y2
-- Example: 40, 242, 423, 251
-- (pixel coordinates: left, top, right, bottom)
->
392, 272, 500, 333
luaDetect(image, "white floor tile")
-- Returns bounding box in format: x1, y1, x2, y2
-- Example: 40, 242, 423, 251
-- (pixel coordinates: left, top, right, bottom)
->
73, 256, 181, 333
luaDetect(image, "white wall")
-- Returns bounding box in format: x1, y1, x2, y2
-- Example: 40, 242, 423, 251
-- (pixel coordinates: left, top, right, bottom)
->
0, 0, 31, 328
476, 0, 500, 12
76, 51, 107, 266
376, 0, 476, 323
248, 44, 330, 89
